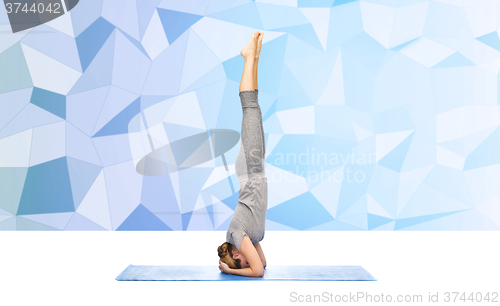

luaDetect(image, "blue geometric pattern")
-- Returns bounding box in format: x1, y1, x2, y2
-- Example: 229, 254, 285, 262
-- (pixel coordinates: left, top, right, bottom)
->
0, 0, 499, 231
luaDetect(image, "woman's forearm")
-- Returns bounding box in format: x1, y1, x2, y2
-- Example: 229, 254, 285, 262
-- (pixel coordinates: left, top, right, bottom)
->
229, 267, 264, 277
254, 243, 266, 268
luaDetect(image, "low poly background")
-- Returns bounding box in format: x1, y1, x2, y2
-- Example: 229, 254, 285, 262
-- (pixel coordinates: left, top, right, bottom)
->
0, 0, 499, 231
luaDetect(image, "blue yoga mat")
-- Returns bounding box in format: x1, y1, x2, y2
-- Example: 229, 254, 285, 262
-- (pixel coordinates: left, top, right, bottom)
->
115, 265, 376, 281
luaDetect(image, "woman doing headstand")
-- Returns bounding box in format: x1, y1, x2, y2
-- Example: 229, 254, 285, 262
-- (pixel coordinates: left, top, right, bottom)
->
217, 31, 268, 277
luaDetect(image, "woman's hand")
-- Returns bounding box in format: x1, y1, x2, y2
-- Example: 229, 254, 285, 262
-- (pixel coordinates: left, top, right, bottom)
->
219, 259, 232, 274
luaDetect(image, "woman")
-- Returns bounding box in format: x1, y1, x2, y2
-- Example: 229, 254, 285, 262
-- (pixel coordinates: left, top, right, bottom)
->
217, 31, 268, 277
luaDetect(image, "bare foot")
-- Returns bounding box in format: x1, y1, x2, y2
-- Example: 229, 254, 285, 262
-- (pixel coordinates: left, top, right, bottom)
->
256, 32, 263, 60
240, 31, 259, 59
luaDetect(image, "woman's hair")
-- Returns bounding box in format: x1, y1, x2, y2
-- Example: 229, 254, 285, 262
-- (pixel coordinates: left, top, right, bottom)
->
217, 242, 241, 269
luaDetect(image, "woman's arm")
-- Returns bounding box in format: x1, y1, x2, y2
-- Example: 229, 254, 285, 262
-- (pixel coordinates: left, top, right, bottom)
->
253, 242, 266, 268
227, 267, 263, 277
230, 235, 264, 277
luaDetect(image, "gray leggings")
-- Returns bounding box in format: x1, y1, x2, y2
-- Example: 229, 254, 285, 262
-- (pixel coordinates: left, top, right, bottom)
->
235, 89, 266, 180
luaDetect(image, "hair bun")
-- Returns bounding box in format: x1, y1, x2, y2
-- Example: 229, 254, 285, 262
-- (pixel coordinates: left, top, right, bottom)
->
217, 243, 228, 258
217, 242, 239, 269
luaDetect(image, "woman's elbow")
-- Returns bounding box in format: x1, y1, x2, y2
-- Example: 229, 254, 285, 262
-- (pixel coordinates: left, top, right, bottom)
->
254, 269, 265, 277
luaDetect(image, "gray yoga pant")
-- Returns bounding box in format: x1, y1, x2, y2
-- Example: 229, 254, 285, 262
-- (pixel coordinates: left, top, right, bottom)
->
235, 89, 266, 179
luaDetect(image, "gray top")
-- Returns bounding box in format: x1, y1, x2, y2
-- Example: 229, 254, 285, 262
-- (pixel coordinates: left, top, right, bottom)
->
226, 177, 268, 251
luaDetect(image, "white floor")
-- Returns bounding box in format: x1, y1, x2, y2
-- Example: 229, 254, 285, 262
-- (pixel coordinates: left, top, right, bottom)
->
1, 231, 498, 305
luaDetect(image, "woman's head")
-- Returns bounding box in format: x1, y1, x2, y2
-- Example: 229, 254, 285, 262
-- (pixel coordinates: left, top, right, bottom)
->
217, 242, 250, 269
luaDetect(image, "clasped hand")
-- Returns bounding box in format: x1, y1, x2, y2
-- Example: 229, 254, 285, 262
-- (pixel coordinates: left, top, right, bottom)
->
219, 259, 231, 274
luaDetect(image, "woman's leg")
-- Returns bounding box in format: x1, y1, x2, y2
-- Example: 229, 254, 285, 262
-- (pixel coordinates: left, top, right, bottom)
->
254, 32, 263, 91
254, 89, 265, 158
236, 90, 265, 178
254, 33, 264, 156
235, 32, 266, 178
239, 31, 259, 92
